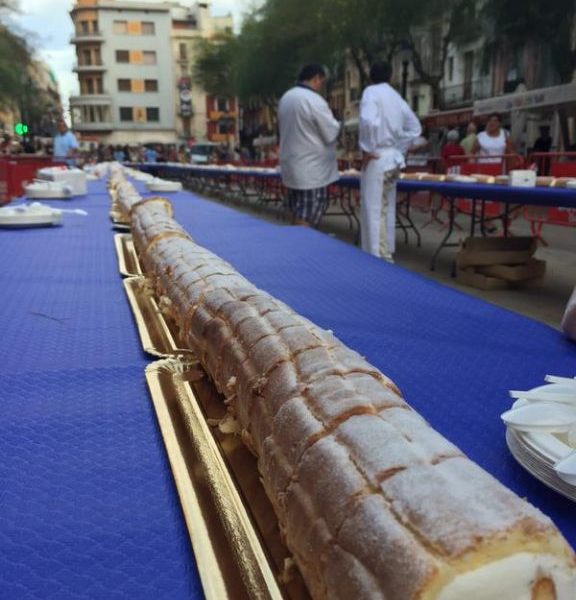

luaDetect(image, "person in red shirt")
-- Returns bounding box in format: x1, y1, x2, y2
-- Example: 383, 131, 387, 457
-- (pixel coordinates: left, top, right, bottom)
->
441, 129, 466, 172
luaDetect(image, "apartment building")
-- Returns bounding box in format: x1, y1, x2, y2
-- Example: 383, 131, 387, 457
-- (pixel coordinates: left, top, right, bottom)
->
70, 0, 176, 144
70, 0, 237, 146
171, 3, 236, 144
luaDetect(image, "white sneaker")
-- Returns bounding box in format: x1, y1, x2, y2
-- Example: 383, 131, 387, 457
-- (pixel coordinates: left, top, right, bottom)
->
382, 253, 395, 264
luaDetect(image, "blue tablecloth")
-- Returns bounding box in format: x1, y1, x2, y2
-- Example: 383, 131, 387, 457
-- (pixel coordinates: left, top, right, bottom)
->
1, 180, 574, 599
0, 181, 203, 599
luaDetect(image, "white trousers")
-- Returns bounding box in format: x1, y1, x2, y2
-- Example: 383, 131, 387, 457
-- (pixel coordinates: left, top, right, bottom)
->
360, 156, 399, 258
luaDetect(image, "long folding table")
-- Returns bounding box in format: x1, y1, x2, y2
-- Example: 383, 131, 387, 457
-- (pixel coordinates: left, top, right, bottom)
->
138, 163, 576, 269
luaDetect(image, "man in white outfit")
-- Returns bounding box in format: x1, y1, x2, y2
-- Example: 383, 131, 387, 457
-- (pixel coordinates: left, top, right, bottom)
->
278, 64, 341, 227
359, 62, 422, 262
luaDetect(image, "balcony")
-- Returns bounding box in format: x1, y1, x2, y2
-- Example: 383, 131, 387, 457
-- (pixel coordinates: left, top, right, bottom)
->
74, 121, 114, 132
71, 30, 104, 43
70, 94, 112, 106
73, 62, 106, 73
440, 78, 492, 110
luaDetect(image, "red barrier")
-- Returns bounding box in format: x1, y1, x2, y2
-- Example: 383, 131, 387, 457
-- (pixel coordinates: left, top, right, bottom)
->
0, 160, 8, 204
0, 156, 65, 204
528, 152, 576, 177
523, 153, 576, 243
525, 206, 576, 245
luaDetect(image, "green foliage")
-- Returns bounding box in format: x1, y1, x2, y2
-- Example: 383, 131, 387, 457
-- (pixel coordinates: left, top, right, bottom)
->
193, 32, 237, 97
0, 22, 33, 108
193, 0, 576, 104
483, 0, 576, 83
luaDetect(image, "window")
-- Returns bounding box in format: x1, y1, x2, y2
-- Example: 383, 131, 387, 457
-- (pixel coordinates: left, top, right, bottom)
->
113, 20, 127, 34
144, 79, 158, 92
448, 57, 454, 82
217, 97, 228, 112
132, 107, 145, 122
82, 49, 92, 66
91, 20, 98, 34
146, 107, 159, 122
86, 78, 94, 94
143, 51, 157, 65
119, 107, 133, 121
80, 21, 89, 34
118, 79, 131, 92
116, 50, 129, 63
96, 78, 103, 93
412, 94, 420, 114
179, 43, 187, 60
218, 120, 232, 135
141, 21, 155, 35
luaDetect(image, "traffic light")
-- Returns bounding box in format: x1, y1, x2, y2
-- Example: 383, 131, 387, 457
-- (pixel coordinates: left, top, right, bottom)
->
14, 123, 28, 136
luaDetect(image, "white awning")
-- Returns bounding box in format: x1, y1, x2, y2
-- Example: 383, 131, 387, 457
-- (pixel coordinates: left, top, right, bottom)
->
474, 82, 576, 116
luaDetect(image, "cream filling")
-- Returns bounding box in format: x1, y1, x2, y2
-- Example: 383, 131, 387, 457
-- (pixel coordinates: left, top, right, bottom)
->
437, 553, 576, 600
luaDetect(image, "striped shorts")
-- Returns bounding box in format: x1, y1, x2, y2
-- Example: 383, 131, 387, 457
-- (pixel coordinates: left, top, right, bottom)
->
286, 186, 329, 227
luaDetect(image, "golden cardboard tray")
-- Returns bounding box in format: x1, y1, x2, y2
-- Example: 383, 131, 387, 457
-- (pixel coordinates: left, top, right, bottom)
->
114, 233, 142, 277
123, 276, 185, 357
109, 194, 130, 226
124, 277, 311, 599
146, 359, 287, 600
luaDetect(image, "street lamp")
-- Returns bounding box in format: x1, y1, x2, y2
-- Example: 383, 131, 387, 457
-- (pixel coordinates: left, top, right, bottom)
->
399, 42, 412, 100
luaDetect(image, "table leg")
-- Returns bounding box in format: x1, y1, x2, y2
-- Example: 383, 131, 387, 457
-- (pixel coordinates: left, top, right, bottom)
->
430, 196, 458, 271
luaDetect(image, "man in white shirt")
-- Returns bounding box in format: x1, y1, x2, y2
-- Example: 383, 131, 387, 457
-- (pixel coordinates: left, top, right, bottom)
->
278, 64, 341, 227
359, 62, 421, 262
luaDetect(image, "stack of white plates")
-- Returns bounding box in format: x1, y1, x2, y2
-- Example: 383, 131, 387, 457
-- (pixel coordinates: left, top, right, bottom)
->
0, 202, 62, 228
25, 181, 73, 199
501, 378, 576, 501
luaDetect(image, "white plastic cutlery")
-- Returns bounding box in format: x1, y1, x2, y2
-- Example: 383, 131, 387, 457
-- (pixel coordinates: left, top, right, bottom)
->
554, 450, 576, 485
501, 403, 576, 433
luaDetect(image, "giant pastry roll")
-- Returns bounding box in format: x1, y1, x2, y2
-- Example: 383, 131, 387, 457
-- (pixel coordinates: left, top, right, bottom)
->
127, 186, 576, 599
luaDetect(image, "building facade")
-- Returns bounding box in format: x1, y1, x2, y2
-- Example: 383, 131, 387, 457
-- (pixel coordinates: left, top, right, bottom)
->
170, 3, 236, 144
70, 0, 236, 146
70, 0, 175, 145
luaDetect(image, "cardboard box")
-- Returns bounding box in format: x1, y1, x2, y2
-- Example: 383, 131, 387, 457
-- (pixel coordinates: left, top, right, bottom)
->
456, 267, 511, 290
477, 258, 546, 282
456, 237, 537, 268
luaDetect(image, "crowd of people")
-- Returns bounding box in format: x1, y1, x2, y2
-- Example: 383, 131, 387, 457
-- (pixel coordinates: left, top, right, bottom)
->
0, 121, 250, 166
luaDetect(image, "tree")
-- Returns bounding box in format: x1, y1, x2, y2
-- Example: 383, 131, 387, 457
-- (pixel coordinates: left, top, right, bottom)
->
193, 32, 237, 98
407, 0, 480, 109
0, 23, 33, 108
482, 0, 576, 84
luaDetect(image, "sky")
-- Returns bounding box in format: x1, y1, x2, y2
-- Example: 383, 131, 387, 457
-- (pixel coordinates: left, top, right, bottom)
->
10, 0, 254, 114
